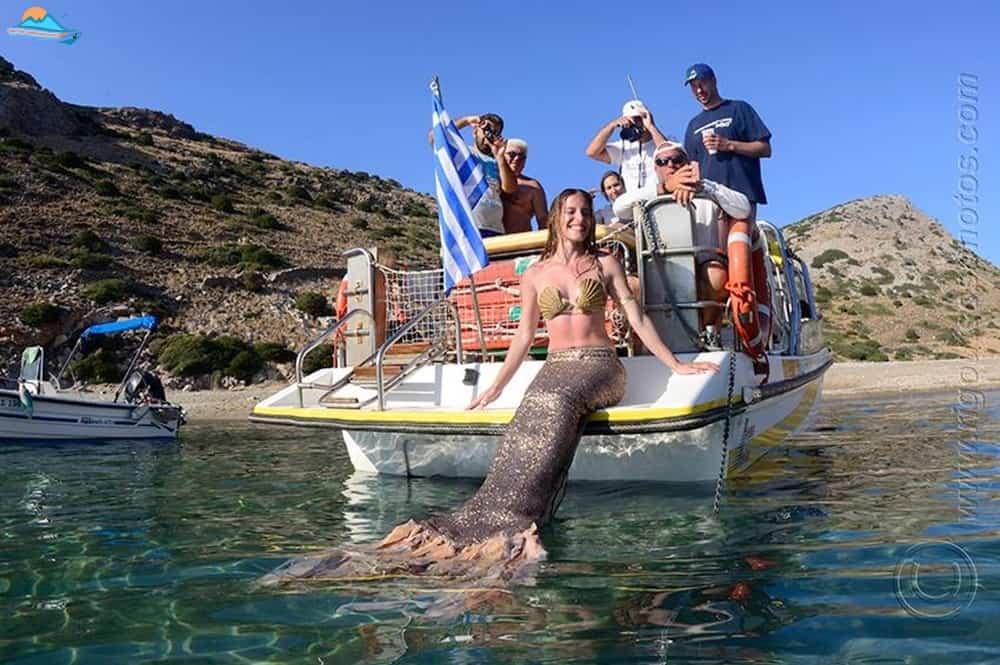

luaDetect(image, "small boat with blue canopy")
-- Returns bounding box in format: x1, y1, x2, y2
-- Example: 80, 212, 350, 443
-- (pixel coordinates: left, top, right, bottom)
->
0, 316, 185, 441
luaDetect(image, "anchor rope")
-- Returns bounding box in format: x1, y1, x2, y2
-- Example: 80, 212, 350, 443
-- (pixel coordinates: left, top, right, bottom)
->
713, 347, 737, 514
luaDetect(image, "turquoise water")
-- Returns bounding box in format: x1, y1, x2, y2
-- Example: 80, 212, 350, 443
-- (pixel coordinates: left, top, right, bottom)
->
1, 390, 998, 664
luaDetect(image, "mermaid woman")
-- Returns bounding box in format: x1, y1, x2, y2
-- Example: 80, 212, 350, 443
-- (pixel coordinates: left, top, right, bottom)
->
263, 189, 718, 586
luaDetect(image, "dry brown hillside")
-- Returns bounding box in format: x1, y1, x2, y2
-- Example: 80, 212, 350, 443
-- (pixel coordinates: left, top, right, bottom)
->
0, 56, 440, 377
782, 194, 1000, 361
2, 55, 997, 382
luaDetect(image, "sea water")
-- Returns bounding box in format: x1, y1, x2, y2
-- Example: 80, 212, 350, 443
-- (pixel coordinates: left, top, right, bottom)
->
1, 390, 998, 664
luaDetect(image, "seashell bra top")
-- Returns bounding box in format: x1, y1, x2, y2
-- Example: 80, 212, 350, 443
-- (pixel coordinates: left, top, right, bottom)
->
537, 278, 608, 320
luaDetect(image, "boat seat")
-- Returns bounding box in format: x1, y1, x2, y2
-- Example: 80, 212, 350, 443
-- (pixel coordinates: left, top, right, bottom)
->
18, 346, 45, 393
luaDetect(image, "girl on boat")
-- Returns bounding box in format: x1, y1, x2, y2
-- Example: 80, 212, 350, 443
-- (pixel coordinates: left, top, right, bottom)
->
263, 189, 717, 586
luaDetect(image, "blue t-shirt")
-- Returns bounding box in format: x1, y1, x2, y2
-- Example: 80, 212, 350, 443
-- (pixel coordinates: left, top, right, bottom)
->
684, 99, 771, 205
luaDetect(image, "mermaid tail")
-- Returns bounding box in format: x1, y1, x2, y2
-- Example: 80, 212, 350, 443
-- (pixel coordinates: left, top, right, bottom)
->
262, 347, 626, 586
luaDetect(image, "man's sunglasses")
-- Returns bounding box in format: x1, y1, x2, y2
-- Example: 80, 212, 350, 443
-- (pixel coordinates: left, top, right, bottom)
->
655, 155, 687, 166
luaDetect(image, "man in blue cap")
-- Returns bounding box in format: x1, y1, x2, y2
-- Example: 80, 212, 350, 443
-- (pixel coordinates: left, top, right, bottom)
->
682, 63, 771, 220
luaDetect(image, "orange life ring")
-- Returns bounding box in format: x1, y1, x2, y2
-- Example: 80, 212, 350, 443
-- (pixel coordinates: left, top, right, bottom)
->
726, 220, 772, 379
334, 277, 349, 320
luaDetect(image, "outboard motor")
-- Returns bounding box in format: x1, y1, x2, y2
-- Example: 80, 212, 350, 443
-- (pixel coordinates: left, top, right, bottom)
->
123, 370, 167, 404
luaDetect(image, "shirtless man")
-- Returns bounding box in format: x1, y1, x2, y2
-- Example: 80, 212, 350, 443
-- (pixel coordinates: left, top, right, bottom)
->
500, 138, 548, 234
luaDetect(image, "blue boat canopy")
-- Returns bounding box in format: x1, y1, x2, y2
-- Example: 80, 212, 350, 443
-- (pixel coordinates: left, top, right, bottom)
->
80, 315, 158, 339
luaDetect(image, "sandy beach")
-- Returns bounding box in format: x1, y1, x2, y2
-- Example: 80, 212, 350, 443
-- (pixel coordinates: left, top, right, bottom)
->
174, 358, 1000, 422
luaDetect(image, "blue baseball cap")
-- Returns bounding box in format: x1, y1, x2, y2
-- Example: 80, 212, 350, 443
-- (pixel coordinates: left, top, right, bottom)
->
684, 63, 715, 85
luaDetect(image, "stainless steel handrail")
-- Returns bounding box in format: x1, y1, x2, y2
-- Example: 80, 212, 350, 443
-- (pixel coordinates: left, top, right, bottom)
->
757, 221, 801, 354
294, 308, 375, 407
375, 294, 463, 411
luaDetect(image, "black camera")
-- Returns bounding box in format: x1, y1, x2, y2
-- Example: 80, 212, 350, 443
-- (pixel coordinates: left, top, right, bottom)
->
620, 120, 644, 142
483, 126, 497, 141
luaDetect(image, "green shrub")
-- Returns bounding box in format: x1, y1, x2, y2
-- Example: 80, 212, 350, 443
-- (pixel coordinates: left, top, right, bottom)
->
935, 329, 967, 346
859, 284, 879, 297
254, 342, 295, 364
20, 302, 63, 327
69, 348, 118, 383
349, 217, 369, 230
158, 333, 258, 380
28, 254, 69, 269
285, 185, 312, 201
239, 244, 286, 271
844, 339, 888, 362
94, 180, 121, 197
159, 186, 182, 199
134, 234, 162, 255
200, 244, 242, 267
871, 267, 894, 284
55, 151, 86, 169
247, 208, 284, 230
137, 132, 154, 146
894, 348, 913, 361
302, 343, 334, 375
83, 278, 127, 304
811, 249, 849, 269
71, 250, 113, 270
904, 328, 920, 342
226, 350, 264, 383
241, 271, 264, 292
211, 193, 235, 213
72, 229, 111, 253
295, 291, 331, 317
403, 200, 432, 217
124, 207, 159, 224
0, 176, 17, 191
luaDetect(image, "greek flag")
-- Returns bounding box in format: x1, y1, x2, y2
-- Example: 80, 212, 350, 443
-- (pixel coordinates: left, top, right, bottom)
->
431, 78, 489, 292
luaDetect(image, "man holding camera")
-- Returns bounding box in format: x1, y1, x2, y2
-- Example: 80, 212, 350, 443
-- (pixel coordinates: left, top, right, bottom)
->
585, 100, 668, 192
448, 113, 518, 237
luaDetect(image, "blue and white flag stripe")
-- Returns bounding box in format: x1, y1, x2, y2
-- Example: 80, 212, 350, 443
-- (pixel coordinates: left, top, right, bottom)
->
431, 80, 489, 292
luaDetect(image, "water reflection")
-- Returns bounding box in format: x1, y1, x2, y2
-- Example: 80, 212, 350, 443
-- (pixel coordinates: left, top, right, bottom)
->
0, 391, 998, 664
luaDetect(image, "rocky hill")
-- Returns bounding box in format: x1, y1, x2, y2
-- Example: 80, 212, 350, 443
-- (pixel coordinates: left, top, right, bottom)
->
0, 56, 440, 382
1, 56, 997, 386
783, 195, 1000, 361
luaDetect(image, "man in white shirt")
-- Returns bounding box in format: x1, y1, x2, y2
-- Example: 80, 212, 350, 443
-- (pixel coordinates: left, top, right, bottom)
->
613, 141, 751, 325
585, 100, 668, 192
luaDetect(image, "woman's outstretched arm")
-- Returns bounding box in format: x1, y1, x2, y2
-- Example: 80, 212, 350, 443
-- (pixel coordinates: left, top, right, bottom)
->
601, 255, 719, 375
468, 266, 542, 408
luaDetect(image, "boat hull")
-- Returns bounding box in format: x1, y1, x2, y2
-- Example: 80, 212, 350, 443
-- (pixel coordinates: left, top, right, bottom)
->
0, 390, 182, 441
251, 351, 829, 483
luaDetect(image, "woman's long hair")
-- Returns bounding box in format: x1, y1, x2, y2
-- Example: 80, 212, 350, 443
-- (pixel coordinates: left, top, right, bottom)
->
541, 189, 600, 272
599, 170, 623, 201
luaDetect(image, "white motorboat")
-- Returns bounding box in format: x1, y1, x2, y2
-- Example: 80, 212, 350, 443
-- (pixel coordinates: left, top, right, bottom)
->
0, 316, 185, 441
251, 198, 830, 483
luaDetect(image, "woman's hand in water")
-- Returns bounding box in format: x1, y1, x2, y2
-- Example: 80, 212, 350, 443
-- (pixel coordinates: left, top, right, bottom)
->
467, 385, 502, 410
673, 361, 721, 374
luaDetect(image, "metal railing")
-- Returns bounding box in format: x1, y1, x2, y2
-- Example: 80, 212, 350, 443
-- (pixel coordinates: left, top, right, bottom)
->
375, 295, 463, 410
294, 308, 375, 408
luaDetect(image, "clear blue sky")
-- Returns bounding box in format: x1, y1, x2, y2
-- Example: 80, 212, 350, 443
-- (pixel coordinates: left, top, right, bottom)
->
4, 1, 997, 264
